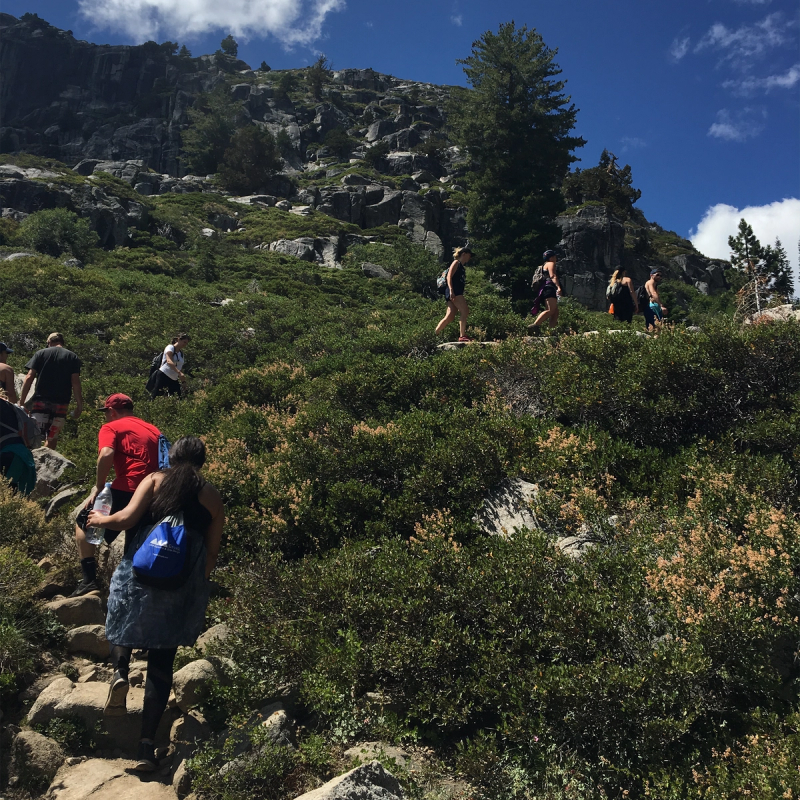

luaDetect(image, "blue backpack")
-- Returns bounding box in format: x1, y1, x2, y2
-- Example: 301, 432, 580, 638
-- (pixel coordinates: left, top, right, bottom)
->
131, 513, 198, 589
158, 434, 171, 469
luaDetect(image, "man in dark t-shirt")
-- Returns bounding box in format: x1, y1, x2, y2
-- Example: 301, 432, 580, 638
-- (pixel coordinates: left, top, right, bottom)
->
19, 332, 83, 449
71, 393, 161, 596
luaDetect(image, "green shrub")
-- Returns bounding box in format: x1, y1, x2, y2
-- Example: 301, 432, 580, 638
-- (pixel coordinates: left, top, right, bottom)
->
38, 715, 99, 753
17, 208, 98, 260
219, 126, 283, 195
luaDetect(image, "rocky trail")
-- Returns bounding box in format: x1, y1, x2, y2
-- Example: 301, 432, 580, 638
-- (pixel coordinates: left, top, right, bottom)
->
3, 447, 469, 800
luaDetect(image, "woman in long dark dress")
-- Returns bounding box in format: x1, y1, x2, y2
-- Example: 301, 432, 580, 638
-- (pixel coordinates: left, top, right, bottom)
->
87, 436, 224, 771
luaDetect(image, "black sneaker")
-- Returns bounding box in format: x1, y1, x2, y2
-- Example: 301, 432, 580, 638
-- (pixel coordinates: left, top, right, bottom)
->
70, 578, 101, 597
104, 670, 129, 716
133, 740, 157, 772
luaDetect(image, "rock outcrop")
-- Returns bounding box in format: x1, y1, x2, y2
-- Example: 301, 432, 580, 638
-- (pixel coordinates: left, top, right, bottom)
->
555, 205, 730, 310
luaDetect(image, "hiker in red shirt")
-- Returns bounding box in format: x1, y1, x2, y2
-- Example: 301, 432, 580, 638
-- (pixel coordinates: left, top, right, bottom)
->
71, 394, 162, 596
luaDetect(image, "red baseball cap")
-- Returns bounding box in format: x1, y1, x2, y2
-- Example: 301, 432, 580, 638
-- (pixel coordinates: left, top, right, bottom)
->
98, 393, 134, 411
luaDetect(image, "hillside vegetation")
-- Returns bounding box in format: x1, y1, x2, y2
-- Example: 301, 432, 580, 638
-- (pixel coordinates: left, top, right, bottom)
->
1, 16, 798, 800
0, 170, 799, 799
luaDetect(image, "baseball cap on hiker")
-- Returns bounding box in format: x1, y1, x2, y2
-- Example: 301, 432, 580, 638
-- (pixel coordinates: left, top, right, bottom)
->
98, 393, 134, 412
543, 250, 557, 261
0, 342, 12, 354
650, 268, 663, 275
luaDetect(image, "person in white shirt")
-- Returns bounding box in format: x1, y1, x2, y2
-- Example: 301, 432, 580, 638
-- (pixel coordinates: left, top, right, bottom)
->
150, 334, 189, 398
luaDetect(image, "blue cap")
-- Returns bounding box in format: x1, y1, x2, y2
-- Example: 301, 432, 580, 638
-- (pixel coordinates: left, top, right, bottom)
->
543, 250, 557, 261
0, 342, 12, 354
650, 268, 663, 275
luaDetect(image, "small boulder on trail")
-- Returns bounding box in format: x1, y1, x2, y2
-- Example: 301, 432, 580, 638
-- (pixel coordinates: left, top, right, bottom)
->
65, 625, 109, 658
292, 760, 404, 800
46, 595, 105, 627
172, 659, 218, 713
11, 729, 65, 790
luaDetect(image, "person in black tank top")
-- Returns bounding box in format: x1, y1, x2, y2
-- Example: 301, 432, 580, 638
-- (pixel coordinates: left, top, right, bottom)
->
88, 436, 225, 772
435, 246, 474, 342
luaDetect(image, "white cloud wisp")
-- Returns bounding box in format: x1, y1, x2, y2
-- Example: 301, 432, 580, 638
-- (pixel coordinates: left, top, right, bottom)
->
77, 0, 345, 47
708, 108, 766, 141
695, 12, 791, 69
723, 63, 800, 94
690, 198, 800, 286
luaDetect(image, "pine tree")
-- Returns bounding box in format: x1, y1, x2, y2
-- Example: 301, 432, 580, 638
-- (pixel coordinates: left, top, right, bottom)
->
562, 150, 642, 221
728, 219, 763, 272
728, 219, 794, 301
219, 125, 283, 195
448, 21, 585, 308
764, 238, 794, 299
307, 55, 331, 100
220, 35, 238, 57
181, 88, 245, 175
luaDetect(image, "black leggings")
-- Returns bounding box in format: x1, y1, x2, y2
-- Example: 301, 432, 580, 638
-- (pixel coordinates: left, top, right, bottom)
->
111, 645, 177, 741
150, 371, 182, 399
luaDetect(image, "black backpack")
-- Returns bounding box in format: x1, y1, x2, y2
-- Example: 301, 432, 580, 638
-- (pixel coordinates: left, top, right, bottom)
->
149, 351, 164, 376
607, 281, 626, 303
636, 284, 649, 310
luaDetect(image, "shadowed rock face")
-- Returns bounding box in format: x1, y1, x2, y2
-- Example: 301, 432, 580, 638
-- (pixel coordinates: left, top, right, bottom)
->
0, 13, 247, 174
555, 205, 729, 310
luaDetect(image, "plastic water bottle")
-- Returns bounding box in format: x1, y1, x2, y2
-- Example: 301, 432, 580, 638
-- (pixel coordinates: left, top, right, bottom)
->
85, 483, 113, 546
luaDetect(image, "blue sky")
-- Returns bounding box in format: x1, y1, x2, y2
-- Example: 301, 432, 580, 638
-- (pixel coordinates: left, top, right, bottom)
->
5, 0, 799, 271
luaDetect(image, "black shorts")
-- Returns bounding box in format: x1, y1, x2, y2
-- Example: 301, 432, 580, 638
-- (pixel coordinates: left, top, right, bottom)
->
104, 488, 135, 548
540, 283, 557, 301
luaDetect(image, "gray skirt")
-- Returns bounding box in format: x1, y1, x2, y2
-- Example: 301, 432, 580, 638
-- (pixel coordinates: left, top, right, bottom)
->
105, 534, 211, 650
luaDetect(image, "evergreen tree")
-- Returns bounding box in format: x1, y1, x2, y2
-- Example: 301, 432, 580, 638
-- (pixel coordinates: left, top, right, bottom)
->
449, 21, 584, 307
220, 34, 238, 57
307, 55, 331, 100
181, 88, 244, 175
219, 125, 283, 195
260, 61, 271, 72
323, 127, 355, 161
179, 44, 192, 58
728, 219, 794, 300
562, 150, 642, 220
765, 238, 793, 299
728, 218, 762, 271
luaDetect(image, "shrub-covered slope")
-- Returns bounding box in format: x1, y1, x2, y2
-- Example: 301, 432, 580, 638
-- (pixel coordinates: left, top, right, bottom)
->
0, 178, 799, 799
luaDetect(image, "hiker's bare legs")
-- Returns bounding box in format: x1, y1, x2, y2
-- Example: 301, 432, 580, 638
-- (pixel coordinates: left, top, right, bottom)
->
451, 295, 469, 338
436, 301, 457, 334
533, 298, 559, 329
436, 296, 468, 337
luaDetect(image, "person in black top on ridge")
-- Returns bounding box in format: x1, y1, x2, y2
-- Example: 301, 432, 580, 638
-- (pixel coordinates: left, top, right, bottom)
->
435, 246, 473, 342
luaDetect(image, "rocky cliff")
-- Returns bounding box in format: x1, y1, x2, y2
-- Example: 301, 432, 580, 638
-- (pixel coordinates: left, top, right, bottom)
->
0, 12, 728, 306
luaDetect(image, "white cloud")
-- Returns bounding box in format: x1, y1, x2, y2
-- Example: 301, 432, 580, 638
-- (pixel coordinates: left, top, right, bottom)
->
690, 198, 800, 283
77, 0, 346, 47
670, 36, 690, 61
723, 63, 800, 94
708, 108, 765, 141
621, 136, 646, 153
695, 12, 790, 68
451, 14, 463, 26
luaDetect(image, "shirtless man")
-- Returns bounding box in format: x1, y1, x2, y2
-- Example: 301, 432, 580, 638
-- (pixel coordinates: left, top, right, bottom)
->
643, 269, 667, 332
0, 342, 17, 403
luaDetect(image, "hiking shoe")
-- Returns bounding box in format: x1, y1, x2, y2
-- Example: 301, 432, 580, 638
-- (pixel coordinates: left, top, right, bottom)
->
69, 578, 101, 597
133, 740, 157, 772
104, 671, 129, 717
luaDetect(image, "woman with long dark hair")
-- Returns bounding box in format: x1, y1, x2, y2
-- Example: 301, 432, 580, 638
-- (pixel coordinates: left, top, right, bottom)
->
87, 436, 224, 771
